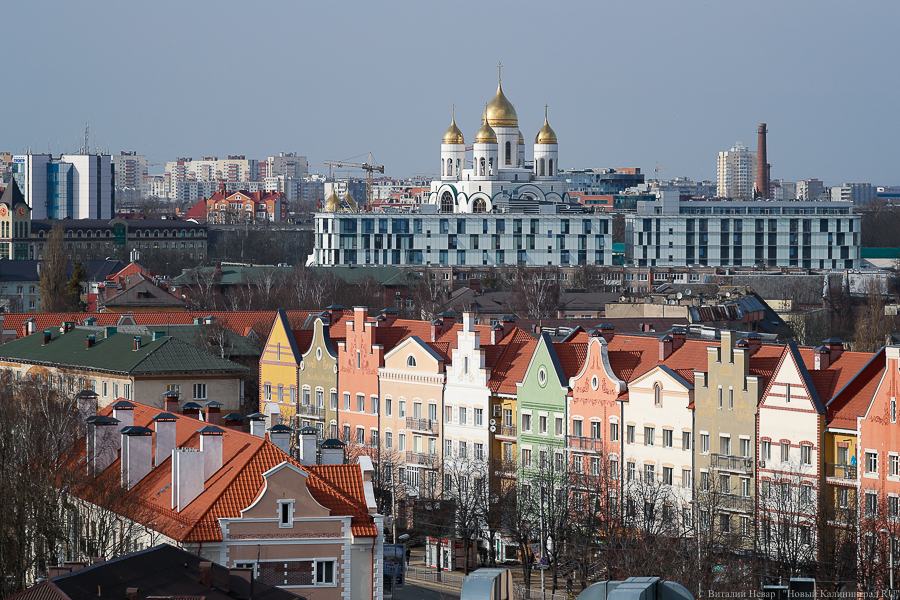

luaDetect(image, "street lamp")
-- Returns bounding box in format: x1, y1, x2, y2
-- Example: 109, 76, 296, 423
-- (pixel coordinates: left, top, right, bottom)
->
882, 528, 894, 592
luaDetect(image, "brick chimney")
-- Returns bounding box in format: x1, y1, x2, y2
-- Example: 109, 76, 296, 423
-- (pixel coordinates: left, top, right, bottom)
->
500, 315, 517, 339
181, 402, 202, 419
86, 334, 96, 349
598, 323, 616, 343
439, 311, 456, 332
755, 123, 769, 200
199, 562, 213, 588
164, 391, 180, 413
380, 308, 398, 327
430, 319, 443, 342
120, 426, 153, 489
671, 328, 687, 351
490, 324, 504, 345
153, 412, 178, 467
658, 335, 674, 361
42, 330, 52, 345
814, 346, 830, 371
326, 304, 344, 325
22, 318, 35, 337
222, 413, 244, 431
824, 338, 844, 363
204, 400, 222, 425
746, 333, 762, 357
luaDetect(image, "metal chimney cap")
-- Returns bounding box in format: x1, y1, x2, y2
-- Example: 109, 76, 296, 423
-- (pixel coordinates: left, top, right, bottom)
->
152, 412, 179, 421
197, 425, 225, 435
246, 412, 267, 420
222, 413, 245, 422
120, 425, 153, 436
268, 424, 293, 433
110, 400, 136, 410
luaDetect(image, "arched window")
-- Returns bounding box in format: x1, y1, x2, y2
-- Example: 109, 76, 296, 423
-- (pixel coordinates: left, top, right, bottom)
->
549, 159, 554, 176
505, 141, 511, 165
407, 355, 417, 368
135, 230, 141, 238
456, 158, 460, 174
654, 384, 662, 406
472, 198, 486, 213
76, 231, 82, 238
489, 157, 494, 175
446, 158, 452, 176
479, 157, 485, 176
539, 158, 545, 177
440, 191, 454, 213
464, 356, 469, 374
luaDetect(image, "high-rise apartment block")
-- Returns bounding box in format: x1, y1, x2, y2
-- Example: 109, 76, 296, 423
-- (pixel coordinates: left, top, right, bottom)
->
111, 152, 149, 202
11, 154, 113, 220
716, 142, 757, 200
831, 182, 876, 205
264, 152, 308, 179
796, 179, 825, 200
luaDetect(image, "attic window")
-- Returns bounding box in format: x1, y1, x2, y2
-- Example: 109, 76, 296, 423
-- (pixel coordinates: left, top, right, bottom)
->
278, 499, 295, 528
407, 355, 416, 368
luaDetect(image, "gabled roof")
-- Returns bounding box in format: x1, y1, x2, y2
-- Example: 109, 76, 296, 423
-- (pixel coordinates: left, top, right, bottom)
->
489, 339, 538, 394
74, 402, 376, 542
100, 274, 186, 309
0, 327, 247, 375
0, 178, 26, 207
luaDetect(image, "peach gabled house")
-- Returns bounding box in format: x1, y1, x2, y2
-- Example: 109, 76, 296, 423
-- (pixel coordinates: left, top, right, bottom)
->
71, 399, 384, 600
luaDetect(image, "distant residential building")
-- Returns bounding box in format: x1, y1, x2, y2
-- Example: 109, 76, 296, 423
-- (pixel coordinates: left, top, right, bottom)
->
568, 191, 655, 211
561, 168, 645, 194
264, 152, 308, 179
165, 155, 259, 184
11, 153, 114, 220
831, 182, 876, 205
625, 191, 861, 269
649, 177, 717, 199
716, 143, 756, 200
111, 151, 149, 202
796, 179, 825, 201
205, 186, 287, 224
770, 179, 796, 201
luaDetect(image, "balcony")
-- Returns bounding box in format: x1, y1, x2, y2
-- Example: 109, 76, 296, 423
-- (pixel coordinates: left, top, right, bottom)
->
717, 493, 754, 513
406, 417, 437, 433
825, 463, 857, 482
492, 458, 518, 476
570, 472, 605, 490
297, 404, 325, 418
567, 435, 603, 453
406, 451, 437, 466
710, 453, 753, 474
495, 424, 516, 438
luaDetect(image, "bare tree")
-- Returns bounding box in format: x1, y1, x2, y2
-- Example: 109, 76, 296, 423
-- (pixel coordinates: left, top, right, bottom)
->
511, 268, 561, 319
39, 225, 73, 313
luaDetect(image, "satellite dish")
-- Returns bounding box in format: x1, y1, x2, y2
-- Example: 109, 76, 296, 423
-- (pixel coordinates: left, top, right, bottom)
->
619, 296, 627, 302
684, 288, 692, 296
668, 300, 676, 305
489, 425, 496, 433
676, 292, 683, 300
489, 419, 496, 426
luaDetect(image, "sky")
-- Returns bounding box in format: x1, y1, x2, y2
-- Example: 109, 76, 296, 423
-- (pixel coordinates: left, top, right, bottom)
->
6, 0, 899, 186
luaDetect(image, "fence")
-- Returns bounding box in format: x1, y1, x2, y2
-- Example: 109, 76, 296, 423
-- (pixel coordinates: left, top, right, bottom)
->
405, 566, 568, 600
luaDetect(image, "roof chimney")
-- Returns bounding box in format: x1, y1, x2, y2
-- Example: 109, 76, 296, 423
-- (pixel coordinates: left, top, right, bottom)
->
153, 412, 178, 467
42, 330, 52, 345
658, 335, 674, 361
120, 426, 153, 489
171, 447, 204, 511
205, 400, 222, 425
439, 311, 456, 331
746, 333, 762, 356
598, 323, 616, 343
199, 425, 225, 481
86, 334, 96, 349
326, 304, 344, 325
181, 402, 202, 419
133, 336, 142, 351
671, 328, 687, 351
824, 338, 844, 363
125, 588, 139, 600
222, 413, 244, 432
380, 308, 398, 327
75, 389, 99, 439
500, 315, 516, 340
297, 426, 318, 465
89, 416, 120, 475
319, 439, 345, 465
199, 562, 213, 588
164, 391, 180, 413
814, 346, 830, 371
248, 412, 266, 437
269, 424, 292, 455
490, 323, 503, 345
22, 318, 35, 337
430, 319, 443, 342
112, 400, 135, 429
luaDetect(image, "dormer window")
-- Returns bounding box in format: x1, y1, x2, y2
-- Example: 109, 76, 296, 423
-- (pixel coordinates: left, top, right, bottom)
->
407, 355, 417, 368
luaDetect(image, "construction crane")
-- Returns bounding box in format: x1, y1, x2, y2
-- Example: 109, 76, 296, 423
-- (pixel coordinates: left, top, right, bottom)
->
654, 162, 667, 181
323, 152, 384, 209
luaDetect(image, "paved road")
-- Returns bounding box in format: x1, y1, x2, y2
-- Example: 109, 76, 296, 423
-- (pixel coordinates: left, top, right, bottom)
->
389, 581, 460, 600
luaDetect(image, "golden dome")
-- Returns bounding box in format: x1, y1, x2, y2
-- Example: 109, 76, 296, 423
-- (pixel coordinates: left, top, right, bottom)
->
485, 81, 518, 128
518, 130, 524, 144
343, 189, 358, 212
443, 112, 465, 145
324, 189, 339, 212
535, 117, 558, 145
475, 111, 497, 144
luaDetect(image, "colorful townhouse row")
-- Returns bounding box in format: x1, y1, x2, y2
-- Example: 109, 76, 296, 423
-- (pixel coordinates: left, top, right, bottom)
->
260, 305, 900, 570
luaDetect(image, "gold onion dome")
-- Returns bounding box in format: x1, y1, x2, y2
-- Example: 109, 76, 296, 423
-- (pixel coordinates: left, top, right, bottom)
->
518, 130, 524, 144
343, 189, 358, 211
535, 108, 558, 144
485, 81, 518, 128
324, 189, 339, 211
443, 115, 465, 145
475, 110, 497, 144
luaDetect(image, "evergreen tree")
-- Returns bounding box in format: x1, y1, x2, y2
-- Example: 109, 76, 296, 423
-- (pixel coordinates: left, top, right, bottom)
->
38, 225, 70, 313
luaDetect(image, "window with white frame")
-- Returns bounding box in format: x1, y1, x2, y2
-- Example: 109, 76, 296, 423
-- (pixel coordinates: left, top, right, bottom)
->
700, 433, 709, 454
385, 398, 392, 417
801, 444, 812, 466
891, 454, 899, 477
866, 492, 878, 517
682, 469, 692, 488
539, 415, 548, 434
357, 394, 365, 412
663, 429, 673, 448
330, 390, 337, 410
522, 413, 532, 432
610, 422, 619, 442
399, 400, 406, 418
761, 440, 771, 460
385, 432, 393, 450
741, 438, 751, 458
626, 424, 635, 444
278, 499, 294, 528
522, 448, 532, 468
343, 393, 350, 410
682, 431, 691, 450
867, 451, 878, 474
644, 463, 655, 484
555, 417, 563, 436
399, 433, 406, 451
644, 427, 655, 446
781, 443, 790, 463
890, 496, 899, 519
475, 408, 483, 426
316, 560, 336, 585
662, 466, 673, 485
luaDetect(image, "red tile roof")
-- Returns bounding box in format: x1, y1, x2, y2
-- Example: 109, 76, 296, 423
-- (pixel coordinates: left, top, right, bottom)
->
291, 330, 314, 355
827, 348, 886, 430
553, 342, 588, 380
489, 340, 538, 394
76, 402, 375, 542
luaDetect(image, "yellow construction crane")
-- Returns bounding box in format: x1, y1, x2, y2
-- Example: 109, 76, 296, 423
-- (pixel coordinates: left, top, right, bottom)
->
654, 162, 667, 181
323, 152, 385, 208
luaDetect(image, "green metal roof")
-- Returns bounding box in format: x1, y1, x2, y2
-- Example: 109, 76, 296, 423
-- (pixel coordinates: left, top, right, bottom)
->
860, 247, 900, 259
612, 242, 625, 254
80, 324, 262, 358
171, 265, 293, 286
0, 327, 249, 375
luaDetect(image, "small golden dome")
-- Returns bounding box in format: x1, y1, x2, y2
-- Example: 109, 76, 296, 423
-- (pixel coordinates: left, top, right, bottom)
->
324, 189, 339, 212
485, 81, 518, 128
475, 111, 497, 144
535, 117, 558, 145
518, 130, 524, 144
443, 116, 465, 145
343, 189, 358, 212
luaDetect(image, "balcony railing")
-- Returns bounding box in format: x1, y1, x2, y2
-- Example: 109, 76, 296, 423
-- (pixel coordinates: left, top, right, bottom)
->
567, 435, 603, 453
717, 493, 754, 513
570, 472, 605, 489
297, 404, 325, 418
495, 424, 517, 438
406, 451, 437, 466
492, 458, 518, 475
710, 453, 753, 473
406, 417, 437, 433
825, 463, 857, 480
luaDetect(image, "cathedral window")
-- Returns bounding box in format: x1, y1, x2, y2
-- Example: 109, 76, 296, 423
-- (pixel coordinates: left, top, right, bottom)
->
505, 141, 511, 165
549, 159, 554, 176
539, 158, 546, 177
480, 158, 485, 177
489, 157, 494, 176
446, 158, 452, 176
441, 192, 454, 213
473, 198, 486, 213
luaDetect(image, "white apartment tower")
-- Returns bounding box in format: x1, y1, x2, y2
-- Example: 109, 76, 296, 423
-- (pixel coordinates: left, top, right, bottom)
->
11, 154, 113, 220
111, 152, 149, 201
716, 142, 757, 200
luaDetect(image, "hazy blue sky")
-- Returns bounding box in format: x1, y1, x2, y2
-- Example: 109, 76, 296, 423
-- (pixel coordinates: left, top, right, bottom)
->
7, 1, 898, 186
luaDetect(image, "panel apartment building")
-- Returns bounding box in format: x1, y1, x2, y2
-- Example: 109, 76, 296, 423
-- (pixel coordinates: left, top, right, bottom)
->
625, 191, 860, 269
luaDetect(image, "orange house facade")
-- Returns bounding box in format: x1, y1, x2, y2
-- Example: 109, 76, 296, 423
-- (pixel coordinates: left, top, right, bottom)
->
338, 307, 388, 455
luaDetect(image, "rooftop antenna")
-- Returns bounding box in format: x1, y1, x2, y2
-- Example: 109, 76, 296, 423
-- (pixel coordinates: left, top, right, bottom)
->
82, 122, 90, 155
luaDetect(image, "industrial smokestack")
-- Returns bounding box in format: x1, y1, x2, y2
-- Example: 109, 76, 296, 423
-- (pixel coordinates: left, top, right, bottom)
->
755, 123, 768, 200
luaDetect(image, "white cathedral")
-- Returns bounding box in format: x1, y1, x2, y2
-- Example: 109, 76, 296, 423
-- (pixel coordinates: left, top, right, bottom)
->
427, 69, 568, 214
